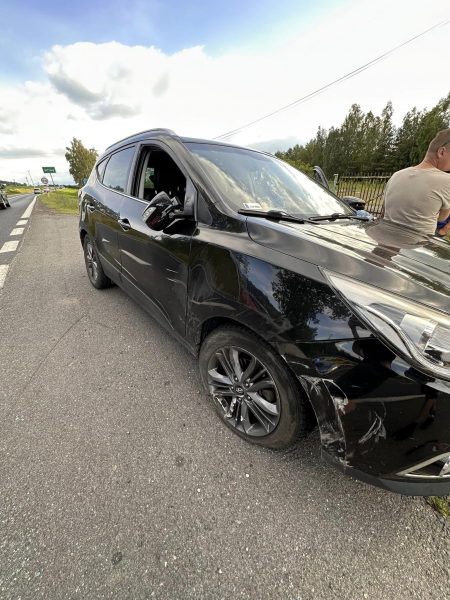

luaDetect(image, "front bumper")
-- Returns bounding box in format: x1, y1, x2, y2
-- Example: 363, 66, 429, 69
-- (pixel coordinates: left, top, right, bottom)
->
284, 338, 450, 496
322, 450, 450, 496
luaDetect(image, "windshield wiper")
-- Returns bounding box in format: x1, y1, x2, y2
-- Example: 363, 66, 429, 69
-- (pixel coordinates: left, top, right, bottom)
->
238, 209, 313, 224
309, 212, 370, 222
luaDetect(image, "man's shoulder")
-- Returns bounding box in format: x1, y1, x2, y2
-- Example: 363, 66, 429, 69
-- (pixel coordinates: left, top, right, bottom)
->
388, 168, 413, 183
391, 167, 413, 178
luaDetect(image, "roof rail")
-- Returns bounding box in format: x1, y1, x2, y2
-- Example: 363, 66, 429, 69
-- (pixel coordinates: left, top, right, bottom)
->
105, 128, 177, 150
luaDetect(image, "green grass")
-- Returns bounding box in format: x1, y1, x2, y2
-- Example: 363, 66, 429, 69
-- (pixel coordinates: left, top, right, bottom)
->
5, 186, 34, 194
40, 188, 79, 214
426, 496, 450, 518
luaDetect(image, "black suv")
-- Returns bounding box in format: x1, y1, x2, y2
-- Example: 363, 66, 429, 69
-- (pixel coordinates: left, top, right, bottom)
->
79, 128, 450, 496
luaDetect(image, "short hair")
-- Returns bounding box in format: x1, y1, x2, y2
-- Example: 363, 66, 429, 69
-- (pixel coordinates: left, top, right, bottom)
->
428, 129, 450, 153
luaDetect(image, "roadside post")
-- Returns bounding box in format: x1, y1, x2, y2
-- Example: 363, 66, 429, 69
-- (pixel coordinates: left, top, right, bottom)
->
332, 174, 339, 194
42, 167, 56, 190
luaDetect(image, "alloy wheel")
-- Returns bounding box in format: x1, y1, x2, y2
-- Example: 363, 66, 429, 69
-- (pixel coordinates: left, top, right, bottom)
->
207, 345, 281, 437
85, 241, 99, 282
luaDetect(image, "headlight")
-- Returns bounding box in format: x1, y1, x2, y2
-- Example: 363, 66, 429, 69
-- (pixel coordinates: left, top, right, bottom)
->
323, 270, 450, 380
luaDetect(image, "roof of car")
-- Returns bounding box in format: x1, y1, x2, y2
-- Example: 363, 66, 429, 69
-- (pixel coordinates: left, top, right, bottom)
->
102, 128, 274, 159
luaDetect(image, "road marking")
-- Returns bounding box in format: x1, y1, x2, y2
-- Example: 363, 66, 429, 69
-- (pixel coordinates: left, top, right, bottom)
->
0, 265, 9, 289
10, 228, 24, 236
21, 197, 37, 219
0, 240, 20, 253
17, 220, 28, 226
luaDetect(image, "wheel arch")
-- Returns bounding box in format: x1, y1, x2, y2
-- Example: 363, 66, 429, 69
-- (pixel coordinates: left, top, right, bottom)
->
79, 224, 92, 247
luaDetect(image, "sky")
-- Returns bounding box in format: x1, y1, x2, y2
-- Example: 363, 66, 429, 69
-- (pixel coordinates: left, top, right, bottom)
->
0, 0, 449, 185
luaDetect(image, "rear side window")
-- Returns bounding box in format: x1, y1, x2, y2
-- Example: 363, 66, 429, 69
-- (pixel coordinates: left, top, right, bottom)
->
102, 147, 135, 193
96, 158, 108, 182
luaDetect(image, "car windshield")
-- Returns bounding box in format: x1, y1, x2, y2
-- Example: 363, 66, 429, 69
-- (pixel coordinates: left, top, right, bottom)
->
186, 143, 351, 217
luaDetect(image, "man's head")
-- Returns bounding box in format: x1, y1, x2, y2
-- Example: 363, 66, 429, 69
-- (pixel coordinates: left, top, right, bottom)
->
426, 129, 450, 171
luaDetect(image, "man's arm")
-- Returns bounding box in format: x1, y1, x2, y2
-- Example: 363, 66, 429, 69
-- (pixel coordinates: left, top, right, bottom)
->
438, 207, 450, 221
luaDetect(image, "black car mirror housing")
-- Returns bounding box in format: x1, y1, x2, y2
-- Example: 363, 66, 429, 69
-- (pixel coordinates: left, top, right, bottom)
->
343, 195, 365, 211
142, 191, 192, 231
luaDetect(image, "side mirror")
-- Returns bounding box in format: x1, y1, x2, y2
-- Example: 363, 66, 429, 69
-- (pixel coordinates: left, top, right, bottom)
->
142, 191, 182, 231
343, 195, 365, 211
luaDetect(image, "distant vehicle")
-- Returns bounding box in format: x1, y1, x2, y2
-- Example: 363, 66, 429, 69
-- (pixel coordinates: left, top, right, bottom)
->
34, 188, 41, 194
0, 183, 10, 209
58, 185, 64, 189
43, 187, 49, 192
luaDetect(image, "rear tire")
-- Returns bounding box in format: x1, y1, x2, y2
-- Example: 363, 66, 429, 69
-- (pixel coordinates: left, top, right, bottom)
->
83, 235, 112, 289
199, 324, 314, 451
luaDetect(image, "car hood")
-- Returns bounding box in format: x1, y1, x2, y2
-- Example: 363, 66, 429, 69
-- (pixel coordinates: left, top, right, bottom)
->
246, 217, 450, 314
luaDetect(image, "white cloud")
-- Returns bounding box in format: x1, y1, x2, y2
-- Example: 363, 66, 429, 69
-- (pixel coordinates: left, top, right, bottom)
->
1, 0, 449, 183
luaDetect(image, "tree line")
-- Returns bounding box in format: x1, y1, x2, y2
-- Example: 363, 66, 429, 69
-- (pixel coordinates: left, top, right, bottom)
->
275, 92, 450, 177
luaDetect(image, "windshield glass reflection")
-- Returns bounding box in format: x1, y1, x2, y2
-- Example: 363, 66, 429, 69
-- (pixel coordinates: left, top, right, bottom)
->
186, 143, 351, 217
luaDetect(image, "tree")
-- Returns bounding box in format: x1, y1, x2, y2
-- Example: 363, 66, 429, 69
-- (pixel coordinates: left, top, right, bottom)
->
393, 107, 423, 170
65, 138, 98, 187
283, 159, 314, 176
372, 101, 396, 172
275, 92, 450, 177
411, 93, 450, 164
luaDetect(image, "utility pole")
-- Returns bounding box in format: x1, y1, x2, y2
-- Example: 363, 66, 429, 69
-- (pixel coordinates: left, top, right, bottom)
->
25, 176, 30, 186
27, 170, 35, 187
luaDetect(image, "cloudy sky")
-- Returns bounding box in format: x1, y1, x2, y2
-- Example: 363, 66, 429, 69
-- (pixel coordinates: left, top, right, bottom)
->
1, 0, 449, 184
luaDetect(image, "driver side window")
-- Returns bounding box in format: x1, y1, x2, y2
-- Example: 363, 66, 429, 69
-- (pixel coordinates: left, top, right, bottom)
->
137, 148, 187, 206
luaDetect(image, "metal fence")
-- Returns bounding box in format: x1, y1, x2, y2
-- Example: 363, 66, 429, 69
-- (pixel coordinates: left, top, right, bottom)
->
335, 174, 392, 217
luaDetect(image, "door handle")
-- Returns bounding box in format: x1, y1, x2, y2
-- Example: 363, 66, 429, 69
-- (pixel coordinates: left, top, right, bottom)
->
87, 203, 95, 213
118, 218, 131, 231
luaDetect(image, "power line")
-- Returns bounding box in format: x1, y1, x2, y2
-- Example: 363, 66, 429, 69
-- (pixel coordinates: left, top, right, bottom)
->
213, 18, 450, 141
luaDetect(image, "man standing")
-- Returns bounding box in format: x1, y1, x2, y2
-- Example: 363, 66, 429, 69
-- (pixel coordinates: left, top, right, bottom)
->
383, 129, 450, 236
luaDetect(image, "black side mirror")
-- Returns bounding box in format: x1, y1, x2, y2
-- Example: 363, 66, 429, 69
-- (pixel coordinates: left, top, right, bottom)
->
142, 191, 183, 231
343, 195, 365, 211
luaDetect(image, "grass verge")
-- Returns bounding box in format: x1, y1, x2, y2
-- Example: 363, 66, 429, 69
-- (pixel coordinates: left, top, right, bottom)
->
426, 496, 450, 518
39, 188, 79, 214
5, 186, 34, 194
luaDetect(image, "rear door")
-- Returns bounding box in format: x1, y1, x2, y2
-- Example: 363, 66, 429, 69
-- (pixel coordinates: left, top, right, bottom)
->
92, 145, 136, 280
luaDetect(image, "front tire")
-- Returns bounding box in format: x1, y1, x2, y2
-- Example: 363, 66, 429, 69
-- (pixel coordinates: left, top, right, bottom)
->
199, 324, 313, 451
83, 235, 112, 289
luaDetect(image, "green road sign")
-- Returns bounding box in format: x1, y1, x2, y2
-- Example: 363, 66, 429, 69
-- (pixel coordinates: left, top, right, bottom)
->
42, 167, 56, 173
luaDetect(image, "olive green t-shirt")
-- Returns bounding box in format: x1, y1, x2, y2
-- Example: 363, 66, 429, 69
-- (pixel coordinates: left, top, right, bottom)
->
383, 167, 450, 236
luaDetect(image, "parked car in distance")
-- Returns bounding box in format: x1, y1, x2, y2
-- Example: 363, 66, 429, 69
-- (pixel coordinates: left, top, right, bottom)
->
78, 128, 450, 496
0, 183, 10, 208
34, 187, 41, 194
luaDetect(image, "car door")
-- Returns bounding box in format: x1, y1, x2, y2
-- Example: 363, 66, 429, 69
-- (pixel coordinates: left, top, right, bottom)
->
118, 143, 196, 339
92, 146, 136, 280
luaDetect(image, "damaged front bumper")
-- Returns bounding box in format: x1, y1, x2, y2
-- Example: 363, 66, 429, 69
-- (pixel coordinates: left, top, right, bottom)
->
284, 338, 450, 496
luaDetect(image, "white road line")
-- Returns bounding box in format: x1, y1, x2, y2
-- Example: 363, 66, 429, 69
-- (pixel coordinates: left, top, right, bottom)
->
0, 265, 9, 289
17, 220, 28, 226
0, 240, 20, 253
21, 197, 37, 219
10, 228, 24, 236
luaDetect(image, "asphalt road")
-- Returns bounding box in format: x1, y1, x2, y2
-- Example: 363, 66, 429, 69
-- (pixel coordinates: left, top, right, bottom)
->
1, 200, 450, 599
0, 193, 35, 249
